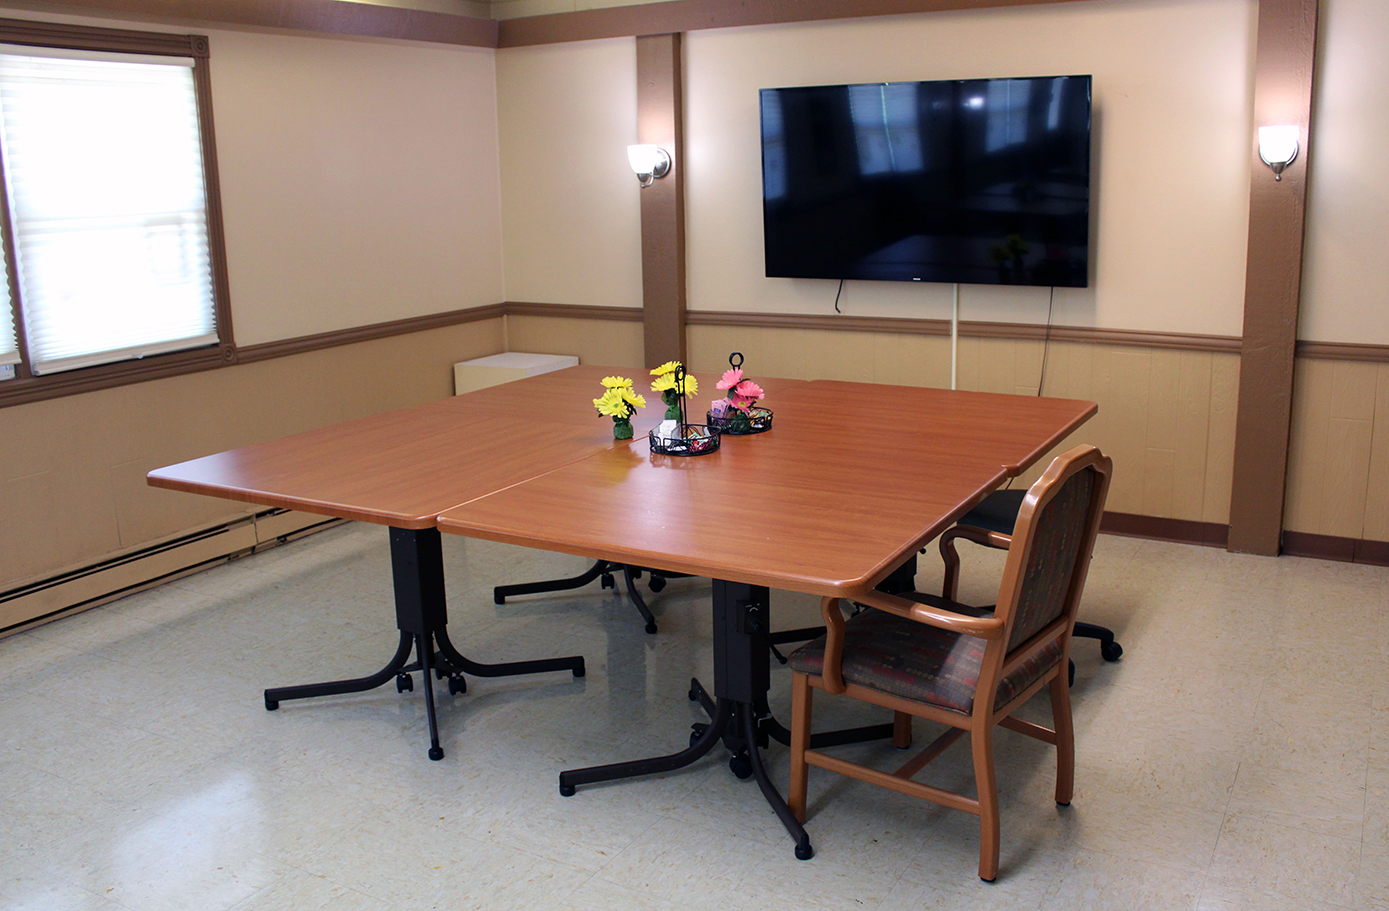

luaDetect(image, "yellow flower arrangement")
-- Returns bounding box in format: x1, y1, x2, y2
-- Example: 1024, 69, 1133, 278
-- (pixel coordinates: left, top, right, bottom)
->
593, 376, 645, 438
650, 361, 696, 419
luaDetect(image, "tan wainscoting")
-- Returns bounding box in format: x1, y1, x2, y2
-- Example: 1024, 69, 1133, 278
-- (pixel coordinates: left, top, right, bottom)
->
687, 323, 1239, 526
504, 309, 645, 369
1284, 357, 1389, 542
0, 509, 339, 637
0, 317, 506, 594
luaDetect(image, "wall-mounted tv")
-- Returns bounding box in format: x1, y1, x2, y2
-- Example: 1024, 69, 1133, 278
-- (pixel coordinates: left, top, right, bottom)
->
760, 75, 1092, 288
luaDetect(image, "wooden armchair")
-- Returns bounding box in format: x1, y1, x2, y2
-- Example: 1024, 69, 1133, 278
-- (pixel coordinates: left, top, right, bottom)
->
786, 445, 1112, 881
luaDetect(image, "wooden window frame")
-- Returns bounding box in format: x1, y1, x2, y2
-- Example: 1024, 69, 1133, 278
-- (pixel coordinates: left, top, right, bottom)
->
0, 16, 234, 409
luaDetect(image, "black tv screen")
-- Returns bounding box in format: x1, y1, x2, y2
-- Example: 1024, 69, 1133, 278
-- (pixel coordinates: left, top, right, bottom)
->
760, 75, 1092, 287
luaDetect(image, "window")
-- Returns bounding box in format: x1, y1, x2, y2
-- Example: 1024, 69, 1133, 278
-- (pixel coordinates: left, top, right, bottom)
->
0, 19, 231, 406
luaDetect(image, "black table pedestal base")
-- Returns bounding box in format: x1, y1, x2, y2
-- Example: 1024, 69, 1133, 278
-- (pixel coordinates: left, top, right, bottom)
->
494, 559, 692, 635
264, 527, 585, 761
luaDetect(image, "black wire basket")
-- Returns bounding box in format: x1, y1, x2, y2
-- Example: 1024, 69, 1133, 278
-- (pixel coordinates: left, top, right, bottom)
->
648, 422, 721, 456
706, 405, 773, 435
649, 365, 721, 457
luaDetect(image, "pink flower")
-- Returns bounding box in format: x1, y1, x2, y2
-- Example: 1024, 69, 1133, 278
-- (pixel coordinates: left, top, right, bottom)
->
717, 368, 743, 390
729, 394, 752, 412
733, 380, 764, 400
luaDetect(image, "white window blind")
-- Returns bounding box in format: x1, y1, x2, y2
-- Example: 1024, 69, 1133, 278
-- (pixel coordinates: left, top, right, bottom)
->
0, 47, 217, 375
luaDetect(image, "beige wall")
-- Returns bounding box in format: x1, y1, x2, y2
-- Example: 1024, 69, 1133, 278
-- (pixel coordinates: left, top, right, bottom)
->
684, 0, 1256, 336
496, 38, 643, 308
211, 30, 505, 345
689, 326, 1238, 524
1299, 0, 1389, 346
505, 313, 643, 367
1285, 357, 1389, 542
0, 319, 505, 590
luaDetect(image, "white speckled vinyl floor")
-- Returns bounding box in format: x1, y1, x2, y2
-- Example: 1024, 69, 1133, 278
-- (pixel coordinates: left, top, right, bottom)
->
2, 522, 1387, 910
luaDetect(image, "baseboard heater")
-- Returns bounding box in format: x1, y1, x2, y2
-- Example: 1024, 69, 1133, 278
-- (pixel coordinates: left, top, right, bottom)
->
0, 509, 343, 638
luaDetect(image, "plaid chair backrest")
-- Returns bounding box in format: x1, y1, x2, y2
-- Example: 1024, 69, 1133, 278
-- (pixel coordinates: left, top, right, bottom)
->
1005, 466, 1100, 652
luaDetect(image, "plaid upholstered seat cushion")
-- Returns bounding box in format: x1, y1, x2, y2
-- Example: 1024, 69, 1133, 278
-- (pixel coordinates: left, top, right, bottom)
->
787, 597, 1063, 715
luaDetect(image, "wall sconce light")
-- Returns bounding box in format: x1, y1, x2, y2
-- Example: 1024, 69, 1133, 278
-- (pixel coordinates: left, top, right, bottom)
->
627, 144, 671, 188
1258, 125, 1300, 181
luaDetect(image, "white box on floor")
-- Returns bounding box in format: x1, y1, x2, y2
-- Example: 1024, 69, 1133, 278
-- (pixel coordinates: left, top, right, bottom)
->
453, 352, 579, 395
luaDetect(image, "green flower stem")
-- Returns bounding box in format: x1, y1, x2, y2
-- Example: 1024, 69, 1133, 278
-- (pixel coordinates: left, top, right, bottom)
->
613, 417, 634, 440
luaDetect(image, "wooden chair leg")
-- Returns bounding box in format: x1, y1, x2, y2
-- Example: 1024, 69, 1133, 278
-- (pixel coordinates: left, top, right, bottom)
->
1050, 672, 1075, 806
971, 722, 1000, 882
892, 711, 913, 749
941, 539, 961, 601
789, 672, 812, 823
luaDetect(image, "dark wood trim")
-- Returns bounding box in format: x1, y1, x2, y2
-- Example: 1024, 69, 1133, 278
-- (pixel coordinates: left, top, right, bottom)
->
1295, 340, 1389, 362
1100, 511, 1230, 548
0, 14, 207, 54
498, 0, 1088, 47
0, 346, 229, 408
12, 1, 498, 47
236, 303, 506, 363
504, 301, 643, 321
1282, 530, 1389, 567
685, 309, 1242, 353
1227, 0, 1319, 556
636, 33, 686, 368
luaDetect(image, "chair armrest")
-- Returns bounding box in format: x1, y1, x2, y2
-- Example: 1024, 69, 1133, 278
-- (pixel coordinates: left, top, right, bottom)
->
819, 597, 848, 694
939, 526, 1013, 600
854, 590, 1005, 640
943, 526, 1013, 550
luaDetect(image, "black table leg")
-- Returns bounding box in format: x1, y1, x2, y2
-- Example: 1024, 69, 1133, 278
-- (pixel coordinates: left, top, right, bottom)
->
558, 579, 815, 859
263, 527, 586, 761
494, 558, 682, 636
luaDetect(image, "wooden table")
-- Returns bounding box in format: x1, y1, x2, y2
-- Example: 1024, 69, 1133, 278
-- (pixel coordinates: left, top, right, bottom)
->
150, 366, 1093, 855
148, 366, 675, 760
435, 379, 1095, 858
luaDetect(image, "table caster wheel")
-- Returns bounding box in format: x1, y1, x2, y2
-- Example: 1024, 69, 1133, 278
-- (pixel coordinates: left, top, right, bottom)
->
730, 753, 753, 780
264, 697, 279, 711
428, 746, 444, 761
1100, 641, 1123, 662
435, 667, 447, 680
648, 575, 666, 592
396, 673, 413, 693
493, 589, 506, 605
794, 841, 814, 861
600, 573, 614, 589
559, 781, 576, 797
688, 686, 699, 702
572, 663, 586, 678
645, 622, 658, 635
448, 675, 466, 695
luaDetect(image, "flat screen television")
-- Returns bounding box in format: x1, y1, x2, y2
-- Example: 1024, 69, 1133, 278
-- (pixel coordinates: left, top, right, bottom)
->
760, 75, 1092, 288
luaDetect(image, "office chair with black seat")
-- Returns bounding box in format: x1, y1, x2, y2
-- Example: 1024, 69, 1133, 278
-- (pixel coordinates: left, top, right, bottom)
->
944, 485, 1122, 684
786, 445, 1112, 882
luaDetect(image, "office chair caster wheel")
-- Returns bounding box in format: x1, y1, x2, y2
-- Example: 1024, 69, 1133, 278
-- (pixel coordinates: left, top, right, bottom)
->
448, 675, 466, 695
396, 673, 413, 693
645, 622, 659, 634
1068, 660, 1075, 687
1100, 641, 1123, 662
428, 746, 444, 761
648, 575, 666, 592
729, 753, 753, 780
435, 667, 446, 679
601, 573, 615, 589
794, 840, 814, 861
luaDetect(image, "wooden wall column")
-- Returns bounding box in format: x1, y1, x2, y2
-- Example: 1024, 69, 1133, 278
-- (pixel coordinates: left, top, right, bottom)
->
1227, 0, 1319, 555
635, 33, 686, 368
